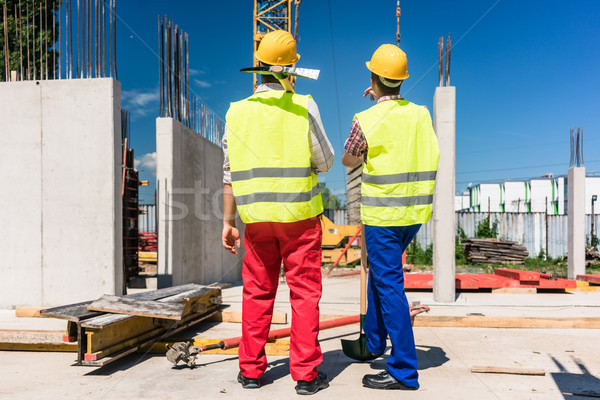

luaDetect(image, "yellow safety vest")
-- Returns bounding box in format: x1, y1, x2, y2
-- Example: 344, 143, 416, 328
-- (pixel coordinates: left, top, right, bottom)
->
226, 90, 323, 223
356, 100, 439, 227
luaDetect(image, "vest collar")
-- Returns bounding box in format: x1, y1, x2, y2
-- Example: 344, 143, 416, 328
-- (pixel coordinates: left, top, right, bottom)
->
377, 94, 404, 104
255, 82, 285, 93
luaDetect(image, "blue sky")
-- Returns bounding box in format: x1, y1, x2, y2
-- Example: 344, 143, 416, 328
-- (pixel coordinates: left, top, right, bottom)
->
111, 0, 600, 204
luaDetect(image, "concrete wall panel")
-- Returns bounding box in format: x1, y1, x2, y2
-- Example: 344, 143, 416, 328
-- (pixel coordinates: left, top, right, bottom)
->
0, 82, 43, 307
157, 118, 243, 288
0, 79, 122, 308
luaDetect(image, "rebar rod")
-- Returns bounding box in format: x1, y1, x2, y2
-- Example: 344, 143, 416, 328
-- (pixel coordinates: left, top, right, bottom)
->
438, 37, 443, 87
40, 2, 44, 79
109, 0, 112, 77
19, 2, 23, 80
52, 1, 55, 79
580, 128, 584, 166
45, 0, 48, 80
56, 2, 59, 79
158, 15, 163, 116
445, 34, 451, 87
102, 0, 105, 77
112, 0, 116, 79
94, 0, 97, 77
76, 0, 79, 77
3, 3, 8, 81
87, 0, 90, 77
33, 3, 37, 79
26, 3, 31, 79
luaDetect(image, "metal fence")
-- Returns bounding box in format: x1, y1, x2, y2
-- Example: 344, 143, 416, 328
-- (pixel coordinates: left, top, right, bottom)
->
414, 212, 599, 258
323, 209, 348, 226
139, 204, 156, 233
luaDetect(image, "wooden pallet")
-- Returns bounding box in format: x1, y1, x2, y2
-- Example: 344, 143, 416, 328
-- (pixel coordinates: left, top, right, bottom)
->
405, 268, 576, 290
40, 284, 223, 366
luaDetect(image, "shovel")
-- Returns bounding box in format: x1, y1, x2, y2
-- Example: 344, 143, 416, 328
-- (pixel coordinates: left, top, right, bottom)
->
341, 226, 378, 361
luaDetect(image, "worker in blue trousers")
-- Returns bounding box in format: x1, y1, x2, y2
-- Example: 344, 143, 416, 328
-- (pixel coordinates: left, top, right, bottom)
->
342, 44, 440, 390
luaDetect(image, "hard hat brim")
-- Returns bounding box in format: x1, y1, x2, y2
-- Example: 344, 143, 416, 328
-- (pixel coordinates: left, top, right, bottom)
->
255, 52, 301, 66
365, 60, 409, 80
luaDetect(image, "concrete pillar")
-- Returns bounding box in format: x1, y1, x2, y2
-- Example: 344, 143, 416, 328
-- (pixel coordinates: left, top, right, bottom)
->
432, 86, 456, 303
568, 167, 586, 279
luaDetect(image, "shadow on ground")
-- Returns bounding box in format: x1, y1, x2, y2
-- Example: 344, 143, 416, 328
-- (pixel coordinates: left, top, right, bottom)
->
551, 356, 600, 399
368, 345, 449, 372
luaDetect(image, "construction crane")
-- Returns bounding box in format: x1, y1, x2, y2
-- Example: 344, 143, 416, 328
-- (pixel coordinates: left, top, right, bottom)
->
396, 0, 401, 44
252, 0, 301, 90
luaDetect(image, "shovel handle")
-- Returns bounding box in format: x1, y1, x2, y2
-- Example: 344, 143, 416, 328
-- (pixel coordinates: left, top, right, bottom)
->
360, 224, 367, 316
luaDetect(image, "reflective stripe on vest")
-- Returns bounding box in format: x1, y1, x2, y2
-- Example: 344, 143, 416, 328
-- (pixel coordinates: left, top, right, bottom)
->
357, 100, 440, 227
226, 90, 324, 223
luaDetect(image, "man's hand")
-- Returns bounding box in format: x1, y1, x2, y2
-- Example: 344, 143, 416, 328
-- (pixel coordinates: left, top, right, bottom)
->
222, 224, 241, 255
342, 151, 363, 168
363, 86, 376, 101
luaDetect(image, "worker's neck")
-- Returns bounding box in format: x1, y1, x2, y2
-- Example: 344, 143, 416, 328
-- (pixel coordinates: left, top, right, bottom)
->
260, 75, 279, 85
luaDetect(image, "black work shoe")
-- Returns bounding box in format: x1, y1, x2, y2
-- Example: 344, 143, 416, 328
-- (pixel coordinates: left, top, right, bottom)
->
362, 371, 419, 390
295, 371, 329, 395
237, 372, 260, 389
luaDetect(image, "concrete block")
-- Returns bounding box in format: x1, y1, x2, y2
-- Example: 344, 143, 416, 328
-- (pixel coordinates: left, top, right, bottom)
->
432, 86, 456, 303
156, 118, 243, 288
0, 79, 123, 308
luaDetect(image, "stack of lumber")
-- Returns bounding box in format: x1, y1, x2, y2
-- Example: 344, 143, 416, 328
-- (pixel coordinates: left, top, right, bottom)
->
586, 247, 600, 265
345, 166, 362, 225
40, 283, 225, 367
462, 238, 528, 265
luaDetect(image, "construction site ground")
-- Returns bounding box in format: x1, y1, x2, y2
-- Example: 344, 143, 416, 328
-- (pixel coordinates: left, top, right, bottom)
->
1, 274, 600, 400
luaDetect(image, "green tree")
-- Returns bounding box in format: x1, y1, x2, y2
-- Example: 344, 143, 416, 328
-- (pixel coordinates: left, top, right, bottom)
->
0, 0, 62, 81
475, 216, 498, 239
319, 182, 345, 209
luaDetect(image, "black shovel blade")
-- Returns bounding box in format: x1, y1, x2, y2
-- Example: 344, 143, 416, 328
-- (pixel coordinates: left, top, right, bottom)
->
341, 333, 378, 361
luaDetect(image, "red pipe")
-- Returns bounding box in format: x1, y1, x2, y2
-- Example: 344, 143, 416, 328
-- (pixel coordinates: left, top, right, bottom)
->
209, 315, 361, 351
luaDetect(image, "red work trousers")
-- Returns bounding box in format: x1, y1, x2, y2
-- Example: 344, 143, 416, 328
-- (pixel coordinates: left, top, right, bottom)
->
238, 216, 323, 382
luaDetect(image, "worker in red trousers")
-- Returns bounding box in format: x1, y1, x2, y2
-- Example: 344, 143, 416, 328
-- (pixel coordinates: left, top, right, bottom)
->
342, 44, 440, 391
221, 30, 334, 395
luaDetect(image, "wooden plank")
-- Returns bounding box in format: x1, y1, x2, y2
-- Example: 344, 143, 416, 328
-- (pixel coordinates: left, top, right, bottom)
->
87, 295, 186, 320
64, 321, 78, 343
206, 282, 233, 290
491, 287, 537, 294
0, 343, 78, 352
413, 316, 600, 329
82, 309, 220, 366
471, 366, 546, 376
577, 274, 600, 285
208, 311, 287, 324
41, 283, 204, 322
495, 268, 539, 282
85, 317, 158, 353
15, 307, 48, 318
82, 287, 219, 329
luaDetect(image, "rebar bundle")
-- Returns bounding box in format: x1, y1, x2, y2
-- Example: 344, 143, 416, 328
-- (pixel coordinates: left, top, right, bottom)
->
1, 0, 118, 81
438, 34, 451, 87
569, 127, 584, 168
158, 15, 224, 146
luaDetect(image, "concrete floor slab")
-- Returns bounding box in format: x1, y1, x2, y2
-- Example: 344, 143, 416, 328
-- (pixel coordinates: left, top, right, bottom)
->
1, 275, 600, 399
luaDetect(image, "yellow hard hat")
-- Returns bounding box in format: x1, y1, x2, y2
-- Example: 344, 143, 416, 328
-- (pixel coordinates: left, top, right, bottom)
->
256, 30, 300, 66
365, 44, 409, 80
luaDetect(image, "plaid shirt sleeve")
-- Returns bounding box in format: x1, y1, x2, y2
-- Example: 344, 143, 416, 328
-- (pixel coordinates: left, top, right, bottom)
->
344, 117, 367, 157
